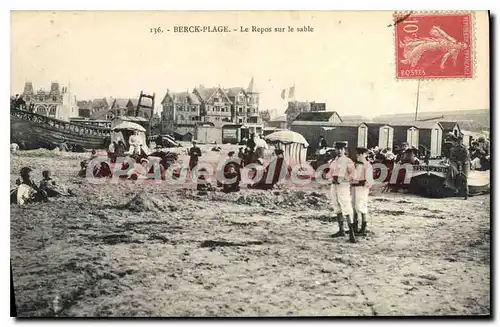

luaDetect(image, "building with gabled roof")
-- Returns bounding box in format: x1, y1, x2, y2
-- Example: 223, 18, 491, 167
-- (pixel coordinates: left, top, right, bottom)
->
91, 98, 109, 114
109, 98, 130, 117
160, 90, 203, 134
193, 86, 233, 128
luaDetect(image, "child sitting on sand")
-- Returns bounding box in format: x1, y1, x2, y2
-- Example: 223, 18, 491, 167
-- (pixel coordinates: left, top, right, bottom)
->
197, 168, 215, 195
11, 167, 48, 205
39, 170, 75, 197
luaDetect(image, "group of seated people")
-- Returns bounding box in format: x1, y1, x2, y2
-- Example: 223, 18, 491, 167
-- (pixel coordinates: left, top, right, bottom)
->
11, 167, 74, 205
315, 141, 422, 167
196, 148, 287, 194
469, 137, 490, 171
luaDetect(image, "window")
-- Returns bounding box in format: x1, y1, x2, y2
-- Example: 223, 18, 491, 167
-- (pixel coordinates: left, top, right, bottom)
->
238, 107, 242, 113
178, 105, 183, 111
238, 118, 243, 123
49, 105, 56, 116
192, 106, 196, 112
36, 105, 47, 116
179, 115, 184, 121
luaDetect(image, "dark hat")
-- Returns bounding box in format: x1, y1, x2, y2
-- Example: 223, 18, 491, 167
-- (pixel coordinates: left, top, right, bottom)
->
445, 132, 458, 141
356, 147, 369, 154
228, 151, 235, 156
405, 147, 418, 155
478, 136, 485, 142
275, 149, 284, 155
20, 167, 32, 177
334, 141, 347, 149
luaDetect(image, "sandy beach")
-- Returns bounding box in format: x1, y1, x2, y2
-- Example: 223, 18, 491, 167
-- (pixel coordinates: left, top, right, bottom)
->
10, 146, 490, 317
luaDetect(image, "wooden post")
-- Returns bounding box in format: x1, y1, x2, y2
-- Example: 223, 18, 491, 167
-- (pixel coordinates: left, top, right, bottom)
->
136, 90, 143, 117
148, 93, 155, 139
414, 79, 421, 121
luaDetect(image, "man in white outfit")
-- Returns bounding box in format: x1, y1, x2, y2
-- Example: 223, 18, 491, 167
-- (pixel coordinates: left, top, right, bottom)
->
328, 141, 356, 243
351, 147, 374, 236
128, 130, 142, 156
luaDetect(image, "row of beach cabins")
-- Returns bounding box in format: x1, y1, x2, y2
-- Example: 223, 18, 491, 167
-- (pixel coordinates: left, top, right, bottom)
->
290, 120, 446, 158
183, 111, 476, 160
272, 111, 470, 159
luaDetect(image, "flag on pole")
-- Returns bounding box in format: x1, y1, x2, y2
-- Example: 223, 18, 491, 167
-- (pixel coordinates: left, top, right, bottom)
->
288, 86, 295, 99
280, 89, 286, 100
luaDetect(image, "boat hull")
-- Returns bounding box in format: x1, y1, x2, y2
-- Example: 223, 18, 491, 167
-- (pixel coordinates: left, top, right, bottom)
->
11, 109, 110, 150
389, 164, 490, 197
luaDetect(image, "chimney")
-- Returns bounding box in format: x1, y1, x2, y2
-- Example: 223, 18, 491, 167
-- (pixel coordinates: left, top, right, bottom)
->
50, 82, 60, 95
23, 82, 34, 95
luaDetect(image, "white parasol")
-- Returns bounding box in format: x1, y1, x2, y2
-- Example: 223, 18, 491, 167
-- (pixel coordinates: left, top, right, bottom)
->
264, 130, 309, 147
111, 121, 146, 132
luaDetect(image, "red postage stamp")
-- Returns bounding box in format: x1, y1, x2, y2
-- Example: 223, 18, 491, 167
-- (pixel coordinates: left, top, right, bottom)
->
395, 12, 473, 79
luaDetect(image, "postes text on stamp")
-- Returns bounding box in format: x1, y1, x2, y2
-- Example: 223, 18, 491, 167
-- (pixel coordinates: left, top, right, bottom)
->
395, 12, 473, 79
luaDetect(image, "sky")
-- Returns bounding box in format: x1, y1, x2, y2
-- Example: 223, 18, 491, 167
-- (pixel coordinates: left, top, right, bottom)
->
11, 11, 490, 118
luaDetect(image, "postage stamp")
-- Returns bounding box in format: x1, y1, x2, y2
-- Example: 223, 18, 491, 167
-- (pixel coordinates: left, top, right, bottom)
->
395, 12, 473, 79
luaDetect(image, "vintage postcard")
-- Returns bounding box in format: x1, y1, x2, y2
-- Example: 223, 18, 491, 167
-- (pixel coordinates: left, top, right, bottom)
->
10, 11, 490, 317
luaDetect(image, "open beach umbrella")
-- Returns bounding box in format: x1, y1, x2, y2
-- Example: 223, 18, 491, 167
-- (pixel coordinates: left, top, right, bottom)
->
111, 121, 146, 132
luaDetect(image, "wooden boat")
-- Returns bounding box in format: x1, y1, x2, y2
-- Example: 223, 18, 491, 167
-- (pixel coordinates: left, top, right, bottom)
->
388, 163, 490, 197
11, 108, 110, 149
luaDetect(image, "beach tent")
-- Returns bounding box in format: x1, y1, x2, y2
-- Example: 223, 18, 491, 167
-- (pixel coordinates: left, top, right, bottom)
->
264, 130, 309, 167
110, 121, 148, 153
